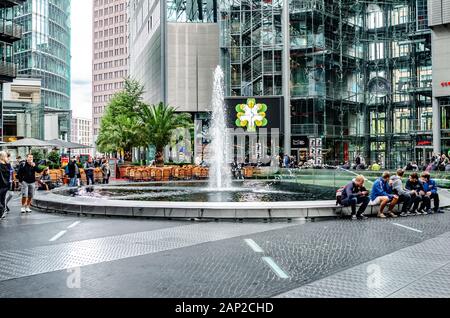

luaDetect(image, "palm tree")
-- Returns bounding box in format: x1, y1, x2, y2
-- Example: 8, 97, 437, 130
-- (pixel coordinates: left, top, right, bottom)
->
140, 102, 192, 166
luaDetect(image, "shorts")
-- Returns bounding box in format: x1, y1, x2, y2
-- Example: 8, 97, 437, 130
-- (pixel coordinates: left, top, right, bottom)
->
21, 182, 36, 199
370, 196, 390, 205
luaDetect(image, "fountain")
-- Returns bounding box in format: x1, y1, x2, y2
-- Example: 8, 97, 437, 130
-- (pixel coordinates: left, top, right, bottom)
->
33, 69, 340, 220
208, 66, 232, 189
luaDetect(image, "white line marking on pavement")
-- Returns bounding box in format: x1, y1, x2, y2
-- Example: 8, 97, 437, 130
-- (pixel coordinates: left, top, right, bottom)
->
262, 257, 289, 279
392, 223, 423, 233
49, 230, 68, 242
67, 221, 81, 229
244, 239, 264, 253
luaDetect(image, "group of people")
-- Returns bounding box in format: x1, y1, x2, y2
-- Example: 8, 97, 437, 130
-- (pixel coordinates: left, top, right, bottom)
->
0, 153, 113, 220
340, 170, 443, 220
65, 156, 111, 187
0, 153, 41, 219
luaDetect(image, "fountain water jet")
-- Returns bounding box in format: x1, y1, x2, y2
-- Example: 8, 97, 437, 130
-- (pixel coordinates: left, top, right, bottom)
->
208, 66, 232, 189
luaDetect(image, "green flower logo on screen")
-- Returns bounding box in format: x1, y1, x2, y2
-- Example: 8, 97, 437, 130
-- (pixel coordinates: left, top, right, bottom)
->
235, 98, 268, 132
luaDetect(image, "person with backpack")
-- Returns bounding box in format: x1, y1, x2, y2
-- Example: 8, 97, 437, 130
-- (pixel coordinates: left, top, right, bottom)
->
17, 154, 42, 214
67, 157, 79, 187
339, 175, 370, 220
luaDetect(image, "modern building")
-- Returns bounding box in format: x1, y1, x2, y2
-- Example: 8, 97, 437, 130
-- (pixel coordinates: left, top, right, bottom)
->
71, 116, 93, 156
129, 0, 220, 161
92, 0, 128, 150
13, 0, 71, 140
218, 0, 437, 168
2, 77, 43, 141
0, 0, 25, 141
428, 0, 450, 156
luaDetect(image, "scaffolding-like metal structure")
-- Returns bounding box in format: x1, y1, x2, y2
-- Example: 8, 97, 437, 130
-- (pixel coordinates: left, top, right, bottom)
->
219, 0, 433, 168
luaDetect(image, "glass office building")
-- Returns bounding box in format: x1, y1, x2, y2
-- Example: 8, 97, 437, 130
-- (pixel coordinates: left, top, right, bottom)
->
0, 0, 25, 140
13, 0, 71, 140
219, 0, 433, 168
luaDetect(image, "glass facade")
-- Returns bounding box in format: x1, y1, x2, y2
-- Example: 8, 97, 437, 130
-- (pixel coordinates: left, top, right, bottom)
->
167, 0, 218, 23
13, 0, 71, 138
219, 0, 433, 168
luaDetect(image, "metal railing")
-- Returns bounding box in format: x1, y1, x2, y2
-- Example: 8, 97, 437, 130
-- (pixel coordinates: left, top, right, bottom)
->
0, 61, 17, 78
0, 19, 22, 40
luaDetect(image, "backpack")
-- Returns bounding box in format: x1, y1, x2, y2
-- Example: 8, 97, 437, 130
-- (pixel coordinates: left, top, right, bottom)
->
336, 186, 346, 206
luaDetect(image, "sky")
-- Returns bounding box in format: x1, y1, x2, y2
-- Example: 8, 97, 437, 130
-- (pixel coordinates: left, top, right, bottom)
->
71, 0, 93, 119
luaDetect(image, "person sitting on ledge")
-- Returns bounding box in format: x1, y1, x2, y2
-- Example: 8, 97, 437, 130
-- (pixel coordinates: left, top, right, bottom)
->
370, 171, 398, 219
340, 175, 370, 220
38, 168, 55, 191
421, 172, 443, 214
390, 169, 412, 217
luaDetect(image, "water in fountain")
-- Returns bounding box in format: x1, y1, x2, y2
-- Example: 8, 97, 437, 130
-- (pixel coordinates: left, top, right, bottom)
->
208, 66, 232, 189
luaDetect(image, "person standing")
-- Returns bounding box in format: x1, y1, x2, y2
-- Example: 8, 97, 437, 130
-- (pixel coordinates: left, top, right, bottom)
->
340, 175, 370, 220
84, 157, 95, 186
4, 153, 15, 213
17, 154, 41, 214
0, 152, 11, 219
101, 160, 111, 184
67, 157, 79, 187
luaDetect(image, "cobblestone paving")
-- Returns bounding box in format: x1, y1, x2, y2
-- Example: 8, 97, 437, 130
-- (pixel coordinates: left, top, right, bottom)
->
1, 194, 450, 298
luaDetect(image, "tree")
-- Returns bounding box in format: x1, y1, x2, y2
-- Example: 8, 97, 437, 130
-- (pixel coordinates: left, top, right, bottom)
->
140, 102, 192, 166
96, 79, 148, 155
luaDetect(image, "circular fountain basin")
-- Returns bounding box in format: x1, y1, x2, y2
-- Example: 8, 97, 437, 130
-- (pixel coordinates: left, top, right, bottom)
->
33, 180, 340, 220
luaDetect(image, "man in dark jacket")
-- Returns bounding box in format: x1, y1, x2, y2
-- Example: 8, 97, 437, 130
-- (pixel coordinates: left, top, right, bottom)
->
17, 154, 41, 214
405, 172, 425, 214
0, 151, 11, 219
84, 157, 95, 186
67, 157, 79, 187
341, 175, 370, 220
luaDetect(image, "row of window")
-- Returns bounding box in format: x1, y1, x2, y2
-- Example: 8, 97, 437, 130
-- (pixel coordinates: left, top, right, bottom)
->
93, 81, 125, 92
94, 2, 126, 18
94, 47, 127, 60
94, 14, 126, 28
94, 25, 127, 39
93, 70, 128, 82
93, 58, 127, 71
93, 105, 108, 115
94, 36, 126, 50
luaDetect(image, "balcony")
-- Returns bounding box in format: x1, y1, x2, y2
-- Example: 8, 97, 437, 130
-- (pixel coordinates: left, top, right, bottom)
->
0, 0, 26, 8
0, 19, 22, 42
0, 61, 17, 83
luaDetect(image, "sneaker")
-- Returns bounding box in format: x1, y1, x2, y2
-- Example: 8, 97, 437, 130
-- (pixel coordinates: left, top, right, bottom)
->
426, 209, 433, 215
406, 211, 415, 216
388, 212, 398, 218
357, 215, 369, 220
377, 213, 387, 219
25, 207, 32, 213
20, 207, 26, 214
0, 210, 6, 220
436, 209, 444, 214
351, 215, 357, 221
400, 212, 408, 217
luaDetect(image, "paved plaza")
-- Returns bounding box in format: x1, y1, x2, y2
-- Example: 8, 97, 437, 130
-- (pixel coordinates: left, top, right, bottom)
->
0, 193, 450, 298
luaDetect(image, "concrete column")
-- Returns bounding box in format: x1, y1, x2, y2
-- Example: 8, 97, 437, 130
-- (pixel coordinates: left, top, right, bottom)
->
282, 0, 291, 155
432, 97, 441, 154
